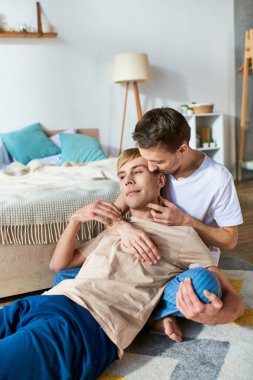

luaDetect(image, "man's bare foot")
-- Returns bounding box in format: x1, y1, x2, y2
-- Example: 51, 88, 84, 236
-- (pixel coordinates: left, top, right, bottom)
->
150, 316, 183, 342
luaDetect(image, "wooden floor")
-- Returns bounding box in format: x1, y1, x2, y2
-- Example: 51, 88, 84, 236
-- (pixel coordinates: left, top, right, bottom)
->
222, 179, 253, 264
1, 179, 253, 308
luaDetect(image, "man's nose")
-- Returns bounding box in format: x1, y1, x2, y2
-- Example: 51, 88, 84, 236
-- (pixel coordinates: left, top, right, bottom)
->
125, 174, 134, 185
148, 162, 157, 172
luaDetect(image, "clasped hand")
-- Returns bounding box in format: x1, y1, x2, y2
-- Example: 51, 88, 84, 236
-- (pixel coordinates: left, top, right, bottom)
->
147, 196, 190, 226
71, 200, 122, 227
118, 196, 190, 264
176, 278, 223, 325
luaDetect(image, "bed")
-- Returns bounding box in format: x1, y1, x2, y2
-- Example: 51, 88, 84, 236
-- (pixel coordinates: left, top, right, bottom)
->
0, 128, 120, 298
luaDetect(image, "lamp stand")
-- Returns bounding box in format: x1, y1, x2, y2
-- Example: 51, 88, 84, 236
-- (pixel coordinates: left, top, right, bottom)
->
118, 81, 143, 155
119, 81, 129, 155
133, 81, 143, 120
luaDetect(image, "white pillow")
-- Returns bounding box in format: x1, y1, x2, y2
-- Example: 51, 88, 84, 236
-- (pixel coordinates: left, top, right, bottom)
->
33, 154, 62, 165
31, 129, 75, 166
0, 137, 13, 169
49, 129, 76, 148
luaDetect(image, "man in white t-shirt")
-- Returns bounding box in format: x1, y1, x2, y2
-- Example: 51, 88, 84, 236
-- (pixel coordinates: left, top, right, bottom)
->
161, 153, 242, 264
113, 107, 243, 338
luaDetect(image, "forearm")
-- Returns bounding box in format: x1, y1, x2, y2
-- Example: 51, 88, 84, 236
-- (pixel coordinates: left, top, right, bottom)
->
149, 197, 238, 249
49, 217, 81, 272
50, 200, 122, 272
208, 266, 244, 325
185, 215, 238, 249
114, 194, 128, 216
214, 292, 245, 325
106, 194, 128, 234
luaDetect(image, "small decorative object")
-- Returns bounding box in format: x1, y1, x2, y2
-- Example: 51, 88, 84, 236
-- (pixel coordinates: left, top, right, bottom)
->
189, 103, 214, 114
19, 23, 28, 32
209, 138, 216, 148
196, 134, 201, 148
0, 14, 7, 31
179, 104, 194, 115
43, 23, 53, 33
28, 26, 36, 32
199, 126, 211, 145
180, 104, 189, 115
3, 26, 16, 32
202, 142, 209, 148
180, 102, 196, 115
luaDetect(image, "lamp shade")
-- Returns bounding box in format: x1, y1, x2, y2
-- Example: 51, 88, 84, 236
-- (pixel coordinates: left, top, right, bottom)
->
114, 53, 151, 83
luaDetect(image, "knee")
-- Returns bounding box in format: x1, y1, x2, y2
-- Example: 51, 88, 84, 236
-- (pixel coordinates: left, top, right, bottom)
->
53, 267, 80, 287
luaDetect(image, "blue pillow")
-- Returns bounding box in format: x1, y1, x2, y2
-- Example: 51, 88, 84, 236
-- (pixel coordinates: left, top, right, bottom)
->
60, 133, 106, 163
2, 123, 60, 165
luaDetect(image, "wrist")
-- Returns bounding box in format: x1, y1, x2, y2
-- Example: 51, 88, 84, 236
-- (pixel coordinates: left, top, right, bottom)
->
113, 218, 130, 232
210, 310, 222, 326
70, 214, 82, 227
183, 214, 193, 227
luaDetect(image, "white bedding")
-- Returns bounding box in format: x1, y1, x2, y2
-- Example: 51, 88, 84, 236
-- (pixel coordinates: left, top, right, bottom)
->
0, 158, 120, 244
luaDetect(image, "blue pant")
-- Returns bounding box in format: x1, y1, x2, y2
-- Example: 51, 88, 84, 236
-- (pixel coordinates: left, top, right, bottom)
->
54, 267, 222, 320
0, 295, 117, 380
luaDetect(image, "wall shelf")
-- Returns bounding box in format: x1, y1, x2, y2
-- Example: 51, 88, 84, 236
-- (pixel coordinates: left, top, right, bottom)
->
185, 113, 225, 165
0, 2, 57, 39
198, 147, 220, 152
0, 32, 57, 38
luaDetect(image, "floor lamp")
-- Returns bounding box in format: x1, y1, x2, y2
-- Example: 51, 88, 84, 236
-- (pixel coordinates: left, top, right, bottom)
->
114, 53, 151, 154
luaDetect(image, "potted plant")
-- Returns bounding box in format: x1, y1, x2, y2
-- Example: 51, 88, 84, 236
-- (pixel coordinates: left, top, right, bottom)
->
202, 141, 209, 148
209, 138, 216, 148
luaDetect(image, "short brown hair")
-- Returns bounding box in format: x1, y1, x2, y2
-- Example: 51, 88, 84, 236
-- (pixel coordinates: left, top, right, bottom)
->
132, 107, 190, 152
117, 148, 141, 172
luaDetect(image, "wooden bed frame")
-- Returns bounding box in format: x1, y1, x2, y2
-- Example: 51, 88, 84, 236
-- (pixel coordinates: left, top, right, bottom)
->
44, 128, 99, 139
0, 128, 99, 298
0, 244, 56, 298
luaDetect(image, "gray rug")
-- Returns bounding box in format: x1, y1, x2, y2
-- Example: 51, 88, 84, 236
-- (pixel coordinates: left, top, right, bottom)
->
100, 257, 253, 380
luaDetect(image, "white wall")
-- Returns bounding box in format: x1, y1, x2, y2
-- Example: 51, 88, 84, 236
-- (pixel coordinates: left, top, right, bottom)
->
0, 0, 236, 171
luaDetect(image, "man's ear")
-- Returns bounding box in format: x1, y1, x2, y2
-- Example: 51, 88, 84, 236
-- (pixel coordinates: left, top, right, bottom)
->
158, 172, 166, 190
179, 143, 188, 154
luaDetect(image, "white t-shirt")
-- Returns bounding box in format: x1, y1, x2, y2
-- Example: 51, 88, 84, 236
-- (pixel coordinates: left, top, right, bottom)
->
164, 155, 243, 263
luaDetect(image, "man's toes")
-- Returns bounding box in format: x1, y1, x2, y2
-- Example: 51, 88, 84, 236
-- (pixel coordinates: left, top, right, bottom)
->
165, 329, 182, 343
171, 332, 183, 343
164, 322, 174, 336
163, 318, 183, 342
